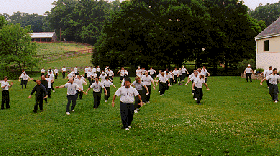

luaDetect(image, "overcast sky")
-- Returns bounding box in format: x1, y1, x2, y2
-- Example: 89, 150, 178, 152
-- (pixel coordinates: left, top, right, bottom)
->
0, 0, 280, 15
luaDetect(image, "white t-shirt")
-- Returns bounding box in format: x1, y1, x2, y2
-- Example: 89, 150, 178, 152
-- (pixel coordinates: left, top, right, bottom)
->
159, 76, 168, 83
1, 81, 10, 90
74, 67, 78, 73
74, 78, 86, 90
54, 69, 58, 74
264, 70, 273, 77
136, 69, 142, 76
99, 74, 107, 83
148, 69, 156, 75
182, 68, 187, 74
62, 68, 66, 72
97, 68, 100, 72
85, 67, 89, 73
65, 83, 79, 95
142, 75, 153, 86
41, 69, 45, 73
92, 68, 97, 73
45, 78, 52, 88
194, 78, 205, 88
245, 68, 252, 73
201, 69, 208, 76
114, 86, 139, 103
173, 70, 179, 76
119, 70, 126, 76
266, 74, 280, 85
20, 74, 30, 80
108, 70, 114, 76
103, 80, 114, 87
90, 82, 104, 92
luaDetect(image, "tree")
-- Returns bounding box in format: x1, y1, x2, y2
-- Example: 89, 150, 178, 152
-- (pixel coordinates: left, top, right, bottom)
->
0, 16, 38, 72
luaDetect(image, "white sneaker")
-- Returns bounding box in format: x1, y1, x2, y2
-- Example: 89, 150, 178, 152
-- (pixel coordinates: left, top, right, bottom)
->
72, 110, 74, 112
185, 83, 188, 86
125, 128, 129, 130
134, 110, 138, 113
195, 98, 197, 101
192, 93, 194, 96
128, 126, 131, 128
147, 101, 150, 103
275, 100, 278, 103
53, 90, 55, 92
66, 112, 70, 115
105, 100, 107, 102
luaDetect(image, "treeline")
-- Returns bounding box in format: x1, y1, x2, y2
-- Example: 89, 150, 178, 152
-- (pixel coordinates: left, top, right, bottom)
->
93, 0, 265, 73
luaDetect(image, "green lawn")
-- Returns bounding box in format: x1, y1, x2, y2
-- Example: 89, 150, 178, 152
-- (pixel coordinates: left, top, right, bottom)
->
0, 76, 279, 155
36, 42, 92, 55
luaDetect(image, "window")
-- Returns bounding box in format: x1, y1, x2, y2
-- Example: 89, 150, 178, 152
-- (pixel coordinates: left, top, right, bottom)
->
264, 40, 269, 51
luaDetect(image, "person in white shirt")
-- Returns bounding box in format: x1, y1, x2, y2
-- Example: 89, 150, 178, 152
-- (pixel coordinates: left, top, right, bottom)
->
61, 66, 67, 79
108, 68, 114, 82
87, 69, 93, 85
99, 72, 107, 83
141, 68, 146, 75
48, 70, 55, 92
73, 66, 77, 75
197, 68, 210, 90
45, 74, 54, 99
112, 77, 142, 130
173, 68, 179, 84
178, 68, 183, 85
192, 74, 205, 105
56, 78, 85, 115
1, 76, 13, 109
136, 66, 142, 77
74, 75, 87, 100
189, 71, 198, 99
148, 67, 156, 79
142, 71, 155, 103
117, 67, 126, 83
103, 76, 116, 102
96, 66, 101, 77
105, 66, 109, 74
165, 72, 171, 90
181, 66, 189, 82
19, 72, 31, 89
92, 66, 97, 74
132, 76, 149, 113
86, 77, 107, 109
261, 66, 273, 88
201, 66, 210, 84
244, 64, 254, 82
67, 71, 74, 80
260, 68, 280, 103
159, 72, 169, 96
84, 66, 89, 78
54, 68, 59, 79
41, 68, 45, 76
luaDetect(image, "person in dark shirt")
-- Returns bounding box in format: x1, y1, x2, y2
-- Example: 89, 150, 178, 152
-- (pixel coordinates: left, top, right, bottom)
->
40, 75, 49, 103
28, 80, 48, 113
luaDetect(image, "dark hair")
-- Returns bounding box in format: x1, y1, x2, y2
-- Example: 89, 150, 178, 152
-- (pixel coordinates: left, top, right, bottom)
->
269, 66, 272, 68
105, 76, 109, 79
273, 68, 277, 71
4, 76, 8, 79
125, 77, 131, 83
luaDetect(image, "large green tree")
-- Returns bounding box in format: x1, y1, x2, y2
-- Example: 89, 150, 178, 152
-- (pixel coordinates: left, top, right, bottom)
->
0, 16, 38, 72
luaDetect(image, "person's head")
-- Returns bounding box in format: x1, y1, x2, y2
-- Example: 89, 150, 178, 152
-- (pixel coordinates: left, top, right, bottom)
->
41, 75, 45, 80
36, 80, 41, 85
182, 65, 184, 68
63, 66, 65, 68
125, 77, 131, 88
49, 70, 52, 73
138, 66, 140, 69
159, 70, 162, 73
179, 68, 182, 70
77, 75, 81, 79
22, 70, 25, 73
194, 71, 198, 76
76, 66, 77, 68
108, 68, 110, 71
4, 76, 7, 81
23, 72, 26, 75
199, 75, 205, 79
197, 68, 201, 73
174, 68, 177, 70
97, 66, 100, 68
69, 78, 74, 83
273, 68, 277, 74
203, 66, 206, 69
269, 66, 272, 70
248, 64, 251, 68
105, 76, 109, 80
150, 67, 152, 69
145, 71, 149, 76
55, 68, 57, 69
95, 77, 99, 82
161, 72, 164, 76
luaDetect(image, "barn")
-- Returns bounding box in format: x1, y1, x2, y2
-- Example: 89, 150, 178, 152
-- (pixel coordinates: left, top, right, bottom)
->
30, 32, 57, 42
255, 17, 280, 70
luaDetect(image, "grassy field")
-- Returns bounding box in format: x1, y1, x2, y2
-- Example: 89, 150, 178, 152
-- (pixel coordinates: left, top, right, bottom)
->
0, 75, 279, 155
36, 42, 92, 55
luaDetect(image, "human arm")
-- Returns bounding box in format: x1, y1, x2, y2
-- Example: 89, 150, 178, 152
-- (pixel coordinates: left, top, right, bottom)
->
144, 85, 149, 94
192, 82, 195, 90
112, 95, 116, 107
9, 82, 13, 88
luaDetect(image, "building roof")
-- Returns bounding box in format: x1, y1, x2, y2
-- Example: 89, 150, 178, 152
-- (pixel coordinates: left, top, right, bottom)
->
255, 17, 280, 40
30, 32, 55, 38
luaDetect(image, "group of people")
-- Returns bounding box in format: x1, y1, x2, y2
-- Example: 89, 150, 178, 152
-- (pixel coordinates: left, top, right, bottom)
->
1, 65, 212, 131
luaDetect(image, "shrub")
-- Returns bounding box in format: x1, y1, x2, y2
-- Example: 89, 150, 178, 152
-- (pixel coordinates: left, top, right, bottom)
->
237, 59, 256, 73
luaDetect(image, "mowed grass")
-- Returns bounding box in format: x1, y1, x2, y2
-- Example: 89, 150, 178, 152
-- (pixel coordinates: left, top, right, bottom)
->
36, 42, 92, 55
0, 75, 279, 155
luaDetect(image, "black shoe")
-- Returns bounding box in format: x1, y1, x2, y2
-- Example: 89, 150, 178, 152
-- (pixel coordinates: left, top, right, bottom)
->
33, 110, 37, 113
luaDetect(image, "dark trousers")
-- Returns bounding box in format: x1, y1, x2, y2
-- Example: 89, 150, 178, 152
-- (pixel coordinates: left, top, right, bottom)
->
47, 88, 52, 98
159, 82, 166, 95
21, 80, 27, 89
182, 73, 186, 81
246, 73, 252, 82
145, 85, 152, 102
269, 84, 279, 101
41, 73, 45, 76
134, 90, 143, 109
66, 95, 77, 112
76, 90, 83, 99
88, 77, 92, 85
120, 76, 124, 82
51, 82, 54, 91
192, 86, 197, 99
120, 102, 134, 128
174, 75, 178, 84
266, 80, 270, 87
55, 73, 58, 79
84, 73, 87, 78
62, 72, 66, 78
195, 88, 203, 103
109, 76, 113, 81
1, 90, 10, 109
105, 87, 111, 100
34, 96, 44, 112
93, 92, 101, 108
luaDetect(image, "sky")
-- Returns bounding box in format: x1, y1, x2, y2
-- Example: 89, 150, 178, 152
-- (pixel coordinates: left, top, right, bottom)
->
0, 0, 280, 15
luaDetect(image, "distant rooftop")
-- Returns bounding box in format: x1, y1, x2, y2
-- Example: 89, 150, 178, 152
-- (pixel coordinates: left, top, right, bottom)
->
30, 32, 55, 38
256, 17, 280, 40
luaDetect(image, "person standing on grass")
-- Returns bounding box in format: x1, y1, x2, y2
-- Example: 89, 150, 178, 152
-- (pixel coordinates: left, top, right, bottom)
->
19, 72, 31, 89
40, 75, 49, 104
244, 64, 254, 82
87, 68, 92, 85
159, 72, 169, 96
41, 68, 45, 76
54, 68, 59, 79
181, 66, 188, 83
1, 76, 13, 110
260, 68, 280, 103
192, 74, 205, 105
178, 68, 183, 85
45, 74, 54, 101
112, 77, 142, 130
173, 68, 179, 85
108, 68, 114, 82
132, 77, 149, 113
99, 72, 107, 83
48, 70, 55, 93
165, 72, 171, 90
117, 67, 126, 83
201, 66, 210, 84
136, 66, 142, 77
84, 66, 89, 78
74, 75, 87, 100
61, 66, 67, 79
28, 80, 48, 113
86, 77, 107, 109
103, 76, 116, 103
261, 66, 273, 88
56, 78, 85, 115
142, 71, 156, 103
74, 66, 78, 76
148, 67, 156, 79
96, 66, 101, 78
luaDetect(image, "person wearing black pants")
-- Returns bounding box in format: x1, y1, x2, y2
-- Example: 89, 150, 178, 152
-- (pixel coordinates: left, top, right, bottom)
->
142, 71, 155, 103
244, 64, 254, 82
39, 75, 49, 103
28, 80, 48, 113
56, 78, 84, 115
159, 72, 169, 96
1, 76, 13, 109
173, 68, 179, 85
261, 68, 280, 103
112, 77, 142, 130
19, 72, 30, 89
132, 77, 149, 113
103, 77, 116, 102
86, 77, 107, 109
74, 75, 87, 100
192, 75, 205, 105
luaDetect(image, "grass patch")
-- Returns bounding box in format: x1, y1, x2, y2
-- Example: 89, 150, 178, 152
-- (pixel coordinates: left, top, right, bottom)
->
0, 76, 279, 155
